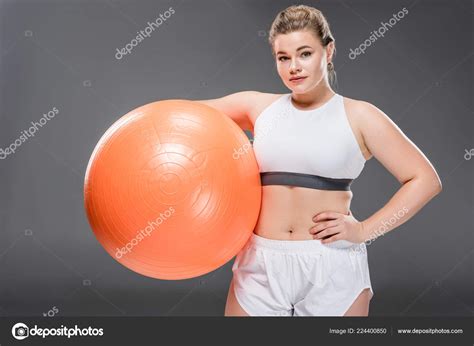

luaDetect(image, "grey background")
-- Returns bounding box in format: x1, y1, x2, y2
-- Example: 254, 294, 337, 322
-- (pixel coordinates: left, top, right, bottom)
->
0, 0, 472, 317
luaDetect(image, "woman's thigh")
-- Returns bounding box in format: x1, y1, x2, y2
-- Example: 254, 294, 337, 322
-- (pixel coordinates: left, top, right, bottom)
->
343, 288, 372, 316
224, 278, 250, 316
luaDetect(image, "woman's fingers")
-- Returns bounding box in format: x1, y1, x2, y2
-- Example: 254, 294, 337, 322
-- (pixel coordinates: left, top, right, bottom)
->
312, 211, 343, 222
309, 220, 339, 234
321, 232, 343, 243
312, 226, 340, 239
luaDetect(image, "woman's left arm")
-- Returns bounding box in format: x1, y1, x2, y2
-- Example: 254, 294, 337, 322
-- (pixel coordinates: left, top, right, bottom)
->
312, 101, 442, 244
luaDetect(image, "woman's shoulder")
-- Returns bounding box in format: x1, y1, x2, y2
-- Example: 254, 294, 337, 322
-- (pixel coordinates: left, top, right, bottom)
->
339, 95, 381, 161
251, 91, 287, 106
339, 94, 374, 113
341, 95, 381, 117
249, 92, 287, 125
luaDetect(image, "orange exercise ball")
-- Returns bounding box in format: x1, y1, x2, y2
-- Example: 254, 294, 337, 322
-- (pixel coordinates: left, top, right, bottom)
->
84, 99, 261, 280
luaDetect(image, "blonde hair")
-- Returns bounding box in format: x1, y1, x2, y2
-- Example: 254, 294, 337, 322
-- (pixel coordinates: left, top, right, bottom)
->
268, 5, 337, 88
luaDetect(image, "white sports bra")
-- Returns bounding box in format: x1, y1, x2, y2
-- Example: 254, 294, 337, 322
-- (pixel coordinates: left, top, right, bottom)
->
252, 93, 366, 191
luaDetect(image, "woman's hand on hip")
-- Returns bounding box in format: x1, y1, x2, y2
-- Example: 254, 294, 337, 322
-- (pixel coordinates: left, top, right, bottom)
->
309, 210, 365, 244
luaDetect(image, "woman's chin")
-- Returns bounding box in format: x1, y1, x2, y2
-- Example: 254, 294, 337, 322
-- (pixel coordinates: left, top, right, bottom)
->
288, 85, 309, 93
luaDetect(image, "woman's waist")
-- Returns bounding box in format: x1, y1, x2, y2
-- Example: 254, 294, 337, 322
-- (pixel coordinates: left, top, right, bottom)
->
255, 187, 352, 239
259, 185, 352, 219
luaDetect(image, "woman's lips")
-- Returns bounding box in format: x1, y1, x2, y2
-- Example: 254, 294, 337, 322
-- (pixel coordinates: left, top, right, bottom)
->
290, 77, 307, 83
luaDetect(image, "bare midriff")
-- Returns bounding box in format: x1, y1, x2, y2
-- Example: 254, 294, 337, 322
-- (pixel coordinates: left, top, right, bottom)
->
253, 185, 353, 240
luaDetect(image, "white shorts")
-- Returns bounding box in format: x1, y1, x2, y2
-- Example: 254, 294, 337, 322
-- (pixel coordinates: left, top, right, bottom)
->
231, 233, 374, 316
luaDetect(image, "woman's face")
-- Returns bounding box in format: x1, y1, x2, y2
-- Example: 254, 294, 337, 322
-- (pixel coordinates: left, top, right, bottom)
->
273, 30, 333, 93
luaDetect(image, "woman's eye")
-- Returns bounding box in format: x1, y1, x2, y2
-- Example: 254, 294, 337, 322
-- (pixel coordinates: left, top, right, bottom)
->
278, 52, 311, 62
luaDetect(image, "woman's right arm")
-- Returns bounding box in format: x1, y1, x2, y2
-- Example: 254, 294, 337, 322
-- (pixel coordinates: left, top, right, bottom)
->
193, 90, 259, 131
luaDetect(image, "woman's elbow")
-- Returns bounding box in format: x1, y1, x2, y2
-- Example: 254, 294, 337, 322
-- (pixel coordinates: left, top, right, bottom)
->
428, 174, 442, 197
409, 172, 442, 198
435, 178, 443, 194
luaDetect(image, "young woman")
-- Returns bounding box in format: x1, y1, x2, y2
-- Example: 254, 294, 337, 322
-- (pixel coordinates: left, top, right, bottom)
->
196, 5, 442, 316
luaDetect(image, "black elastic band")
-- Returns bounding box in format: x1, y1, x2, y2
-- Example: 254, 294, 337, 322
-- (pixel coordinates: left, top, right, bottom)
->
260, 171, 353, 191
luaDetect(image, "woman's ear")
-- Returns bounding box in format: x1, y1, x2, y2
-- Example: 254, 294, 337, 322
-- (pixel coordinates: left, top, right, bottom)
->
326, 41, 335, 63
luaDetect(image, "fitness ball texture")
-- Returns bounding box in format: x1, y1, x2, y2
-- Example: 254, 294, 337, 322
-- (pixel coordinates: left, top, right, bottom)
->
84, 99, 261, 280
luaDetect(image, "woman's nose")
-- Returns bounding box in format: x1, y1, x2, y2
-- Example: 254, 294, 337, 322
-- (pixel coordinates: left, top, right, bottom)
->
289, 59, 301, 73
